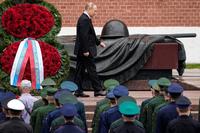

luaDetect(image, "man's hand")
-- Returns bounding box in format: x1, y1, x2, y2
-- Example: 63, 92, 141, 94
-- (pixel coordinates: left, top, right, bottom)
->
83, 52, 90, 56
100, 42, 106, 48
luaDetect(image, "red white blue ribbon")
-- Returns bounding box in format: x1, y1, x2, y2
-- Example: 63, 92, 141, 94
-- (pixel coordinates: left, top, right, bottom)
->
10, 38, 44, 90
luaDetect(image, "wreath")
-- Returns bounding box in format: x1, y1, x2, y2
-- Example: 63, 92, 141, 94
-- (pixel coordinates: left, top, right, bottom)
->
0, 0, 69, 93
1, 3, 55, 38
0, 0, 62, 52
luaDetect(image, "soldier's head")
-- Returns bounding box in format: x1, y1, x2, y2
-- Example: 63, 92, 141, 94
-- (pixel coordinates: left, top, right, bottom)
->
119, 101, 140, 122
176, 96, 191, 116
113, 85, 129, 101
106, 89, 116, 105
157, 77, 171, 97
61, 103, 77, 122
85, 2, 97, 18
60, 81, 78, 95
46, 88, 57, 104
103, 79, 120, 94
41, 78, 56, 89
148, 80, 160, 96
167, 83, 183, 101
7, 99, 25, 117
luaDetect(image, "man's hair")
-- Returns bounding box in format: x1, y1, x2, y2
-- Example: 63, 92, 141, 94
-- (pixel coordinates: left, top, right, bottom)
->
170, 93, 181, 100
64, 116, 74, 121
20, 80, 31, 89
85, 2, 96, 10
9, 109, 22, 116
177, 107, 190, 113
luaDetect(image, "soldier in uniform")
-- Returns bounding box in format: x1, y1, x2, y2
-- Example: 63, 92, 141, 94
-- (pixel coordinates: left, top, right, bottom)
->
30, 88, 57, 133
54, 103, 84, 133
151, 98, 169, 133
145, 77, 171, 133
41, 89, 68, 133
110, 96, 143, 131
110, 101, 145, 133
50, 91, 85, 132
0, 99, 33, 133
155, 83, 183, 133
166, 96, 200, 133
139, 80, 160, 128
93, 88, 117, 133
32, 78, 56, 111
92, 79, 119, 133
60, 80, 87, 131
99, 85, 129, 133
94, 79, 120, 111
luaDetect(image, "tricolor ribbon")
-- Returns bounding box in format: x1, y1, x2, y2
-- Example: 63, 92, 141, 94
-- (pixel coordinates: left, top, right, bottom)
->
10, 38, 44, 90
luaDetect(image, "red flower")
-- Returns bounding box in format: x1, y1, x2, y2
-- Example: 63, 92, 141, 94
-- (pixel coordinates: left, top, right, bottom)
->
1, 4, 55, 38
0, 41, 61, 80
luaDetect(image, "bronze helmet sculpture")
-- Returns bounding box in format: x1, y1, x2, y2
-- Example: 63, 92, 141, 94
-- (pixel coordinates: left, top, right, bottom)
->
101, 19, 129, 38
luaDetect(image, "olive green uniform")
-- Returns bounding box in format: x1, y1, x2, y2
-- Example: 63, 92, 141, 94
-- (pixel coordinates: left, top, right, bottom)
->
30, 104, 56, 133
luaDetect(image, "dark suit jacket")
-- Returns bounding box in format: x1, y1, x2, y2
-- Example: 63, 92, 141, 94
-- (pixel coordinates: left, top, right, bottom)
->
74, 13, 100, 57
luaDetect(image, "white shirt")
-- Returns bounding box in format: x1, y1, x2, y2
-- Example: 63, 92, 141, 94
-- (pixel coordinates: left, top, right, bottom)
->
84, 11, 91, 19
19, 93, 38, 124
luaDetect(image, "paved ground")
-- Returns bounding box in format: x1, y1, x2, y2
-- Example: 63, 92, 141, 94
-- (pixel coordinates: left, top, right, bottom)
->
173, 69, 200, 89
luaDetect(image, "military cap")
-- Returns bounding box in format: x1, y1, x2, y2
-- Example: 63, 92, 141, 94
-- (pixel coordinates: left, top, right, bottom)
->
176, 96, 191, 109
61, 103, 77, 117
168, 83, 183, 94
20, 79, 31, 88
58, 91, 78, 105
46, 88, 57, 96
103, 79, 120, 92
41, 78, 56, 86
148, 80, 157, 87
54, 89, 69, 99
118, 96, 136, 105
60, 81, 78, 92
106, 89, 115, 99
119, 101, 140, 115
113, 85, 129, 97
7, 99, 25, 111
157, 77, 171, 87
148, 80, 160, 91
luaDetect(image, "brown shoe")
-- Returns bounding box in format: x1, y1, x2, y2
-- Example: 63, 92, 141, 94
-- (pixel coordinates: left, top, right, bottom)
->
94, 90, 106, 97
74, 92, 90, 97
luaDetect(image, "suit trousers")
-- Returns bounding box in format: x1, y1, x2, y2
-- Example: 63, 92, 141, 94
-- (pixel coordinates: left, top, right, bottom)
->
74, 54, 102, 93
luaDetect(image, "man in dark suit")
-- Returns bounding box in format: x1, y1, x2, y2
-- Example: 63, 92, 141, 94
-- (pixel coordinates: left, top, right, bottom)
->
74, 2, 106, 97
